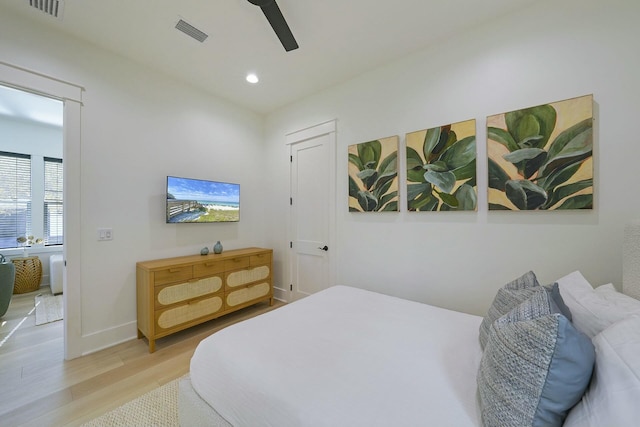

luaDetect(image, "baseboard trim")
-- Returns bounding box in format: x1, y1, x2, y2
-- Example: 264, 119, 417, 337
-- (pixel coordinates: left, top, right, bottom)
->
79, 320, 137, 356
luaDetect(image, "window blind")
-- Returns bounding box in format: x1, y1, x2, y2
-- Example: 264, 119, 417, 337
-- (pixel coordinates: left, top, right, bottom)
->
0, 151, 32, 249
44, 157, 63, 245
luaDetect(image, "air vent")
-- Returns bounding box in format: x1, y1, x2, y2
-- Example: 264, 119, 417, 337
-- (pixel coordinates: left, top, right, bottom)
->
175, 19, 208, 43
29, 0, 63, 18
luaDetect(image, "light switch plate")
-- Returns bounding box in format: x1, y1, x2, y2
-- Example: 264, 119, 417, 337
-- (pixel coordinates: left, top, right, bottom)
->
98, 228, 113, 241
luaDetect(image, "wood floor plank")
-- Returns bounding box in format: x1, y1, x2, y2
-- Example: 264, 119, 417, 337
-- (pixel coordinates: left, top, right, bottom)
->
3, 388, 73, 427
0, 288, 285, 426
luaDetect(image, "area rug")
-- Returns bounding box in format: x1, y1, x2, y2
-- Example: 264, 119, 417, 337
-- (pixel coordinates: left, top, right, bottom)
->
34, 293, 63, 325
81, 377, 180, 427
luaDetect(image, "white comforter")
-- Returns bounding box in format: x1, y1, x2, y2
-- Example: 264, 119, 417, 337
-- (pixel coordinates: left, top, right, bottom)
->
190, 285, 483, 427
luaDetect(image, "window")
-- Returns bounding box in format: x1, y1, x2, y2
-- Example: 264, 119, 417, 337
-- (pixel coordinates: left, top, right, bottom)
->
0, 152, 32, 249
0, 151, 63, 249
44, 157, 63, 245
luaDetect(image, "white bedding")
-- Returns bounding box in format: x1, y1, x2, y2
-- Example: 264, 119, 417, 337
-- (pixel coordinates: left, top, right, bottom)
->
190, 285, 483, 427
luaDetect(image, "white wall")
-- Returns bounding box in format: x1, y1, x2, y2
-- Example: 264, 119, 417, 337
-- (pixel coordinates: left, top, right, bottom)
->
264, 0, 640, 315
0, 9, 265, 355
2, 0, 638, 355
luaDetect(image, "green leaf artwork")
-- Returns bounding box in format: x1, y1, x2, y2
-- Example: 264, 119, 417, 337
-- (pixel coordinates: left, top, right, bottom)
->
405, 119, 477, 211
348, 136, 399, 212
487, 94, 593, 210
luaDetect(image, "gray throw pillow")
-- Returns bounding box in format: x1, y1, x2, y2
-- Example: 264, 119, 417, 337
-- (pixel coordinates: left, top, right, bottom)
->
479, 270, 540, 349
546, 282, 572, 321
477, 289, 595, 427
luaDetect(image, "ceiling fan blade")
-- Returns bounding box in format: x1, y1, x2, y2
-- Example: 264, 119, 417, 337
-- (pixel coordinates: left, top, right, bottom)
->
250, 0, 299, 52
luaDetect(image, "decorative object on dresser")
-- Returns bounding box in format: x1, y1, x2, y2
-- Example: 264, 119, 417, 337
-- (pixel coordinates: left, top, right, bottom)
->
213, 241, 223, 254
136, 247, 273, 352
11, 256, 42, 294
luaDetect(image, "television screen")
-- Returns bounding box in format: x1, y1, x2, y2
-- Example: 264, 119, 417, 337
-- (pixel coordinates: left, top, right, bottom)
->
166, 176, 240, 223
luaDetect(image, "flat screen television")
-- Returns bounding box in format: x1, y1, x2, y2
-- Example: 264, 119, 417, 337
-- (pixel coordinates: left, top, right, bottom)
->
166, 176, 240, 223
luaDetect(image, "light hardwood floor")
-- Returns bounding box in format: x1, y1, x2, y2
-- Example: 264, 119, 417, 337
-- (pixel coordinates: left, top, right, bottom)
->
0, 287, 284, 426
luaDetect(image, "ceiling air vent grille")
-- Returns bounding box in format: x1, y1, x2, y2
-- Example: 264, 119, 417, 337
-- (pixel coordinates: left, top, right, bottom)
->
175, 19, 209, 43
29, 0, 63, 18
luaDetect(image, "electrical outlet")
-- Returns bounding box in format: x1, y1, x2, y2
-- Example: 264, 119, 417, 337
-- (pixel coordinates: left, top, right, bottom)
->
98, 228, 113, 241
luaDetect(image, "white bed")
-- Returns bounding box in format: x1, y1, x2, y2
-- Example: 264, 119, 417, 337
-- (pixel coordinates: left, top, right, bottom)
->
180, 223, 640, 427
184, 285, 483, 427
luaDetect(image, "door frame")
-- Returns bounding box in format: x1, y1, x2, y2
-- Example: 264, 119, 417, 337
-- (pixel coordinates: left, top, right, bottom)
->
285, 120, 337, 302
0, 61, 84, 359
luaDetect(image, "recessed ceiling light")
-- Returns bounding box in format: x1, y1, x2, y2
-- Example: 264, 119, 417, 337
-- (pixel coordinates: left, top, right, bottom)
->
246, 73, 259, 84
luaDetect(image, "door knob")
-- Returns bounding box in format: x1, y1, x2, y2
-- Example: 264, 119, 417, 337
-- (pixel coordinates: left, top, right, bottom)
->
318, 245, 328, 251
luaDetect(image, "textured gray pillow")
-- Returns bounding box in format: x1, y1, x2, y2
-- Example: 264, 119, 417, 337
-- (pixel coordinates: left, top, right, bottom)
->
477, 289, 595, 427
479, 270, 540, 349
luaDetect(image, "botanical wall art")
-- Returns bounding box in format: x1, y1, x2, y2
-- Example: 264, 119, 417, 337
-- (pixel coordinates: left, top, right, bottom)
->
406, 119, 477, 211
487, 94, 593, 210
348, 136, 399, 212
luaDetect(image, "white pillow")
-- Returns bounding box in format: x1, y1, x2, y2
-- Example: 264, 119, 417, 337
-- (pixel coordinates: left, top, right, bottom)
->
564, 315, 640, 426
556, 271, 640, 338
555, 270, 593, 305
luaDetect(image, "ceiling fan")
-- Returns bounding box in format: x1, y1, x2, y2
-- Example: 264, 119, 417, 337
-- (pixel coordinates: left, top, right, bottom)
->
247, 0, 299, 52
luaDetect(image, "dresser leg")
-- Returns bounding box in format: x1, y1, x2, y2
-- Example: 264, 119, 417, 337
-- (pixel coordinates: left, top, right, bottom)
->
149, 339, 156, 353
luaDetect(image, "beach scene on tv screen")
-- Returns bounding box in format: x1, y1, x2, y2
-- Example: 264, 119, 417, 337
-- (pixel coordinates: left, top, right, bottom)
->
167, 176, 240, 223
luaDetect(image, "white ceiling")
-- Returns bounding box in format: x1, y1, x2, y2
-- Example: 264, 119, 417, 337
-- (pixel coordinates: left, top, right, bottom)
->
0, 84, 63, 127
1, 0, 540, 115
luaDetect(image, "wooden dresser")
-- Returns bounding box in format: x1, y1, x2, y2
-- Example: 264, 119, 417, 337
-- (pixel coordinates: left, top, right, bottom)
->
136, 247, 273, 352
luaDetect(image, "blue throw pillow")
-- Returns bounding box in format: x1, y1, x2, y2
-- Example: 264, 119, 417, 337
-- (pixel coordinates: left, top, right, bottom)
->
478, 289, 595, 427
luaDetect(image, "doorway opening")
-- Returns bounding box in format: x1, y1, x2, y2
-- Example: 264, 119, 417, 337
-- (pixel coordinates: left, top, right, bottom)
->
0, 84, 64, 353
1, 60, 83, 359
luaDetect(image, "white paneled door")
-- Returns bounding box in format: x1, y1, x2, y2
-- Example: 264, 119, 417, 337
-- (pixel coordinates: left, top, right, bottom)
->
288, 121, 336, 301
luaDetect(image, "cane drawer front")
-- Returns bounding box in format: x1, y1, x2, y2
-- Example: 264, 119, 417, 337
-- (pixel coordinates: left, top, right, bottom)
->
225, 265, 271, 290
154, 275, 223, 309
153, 266, 193, 286
226, 282, 271, 308
193, 260, 225, 278
155, 295, 224, 333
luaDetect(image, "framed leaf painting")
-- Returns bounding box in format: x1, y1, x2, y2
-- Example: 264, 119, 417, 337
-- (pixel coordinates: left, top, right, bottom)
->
487, 94, 593, 210
348, 136, 399, 212
406, 119, 477, 211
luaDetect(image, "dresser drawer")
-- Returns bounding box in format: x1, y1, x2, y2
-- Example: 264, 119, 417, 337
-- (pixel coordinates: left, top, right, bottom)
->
224, 256, 250, 271
225, 265, 271, 289
194, 260, 225, 278
153, 266, 192, 286
154, 275, 223, 309
155, 295, 224, 332
250, 252, 271, 266
226, 282, 271, 308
